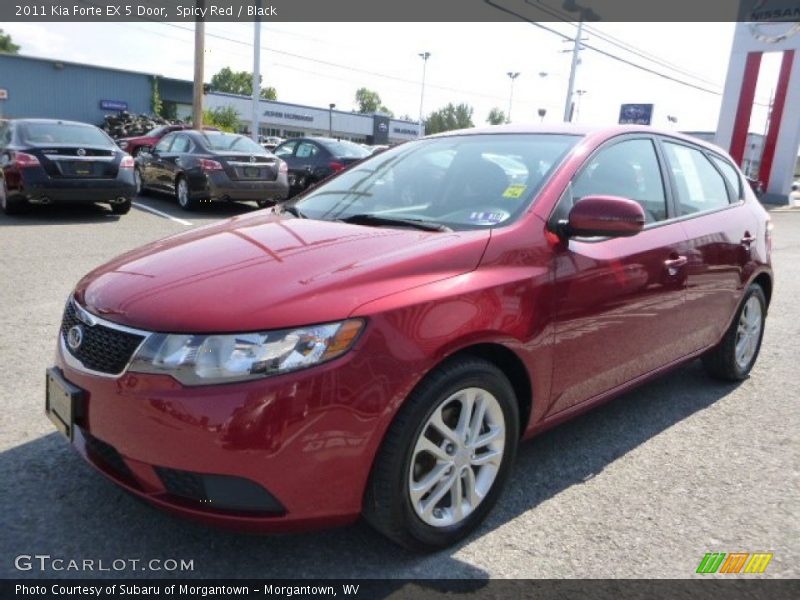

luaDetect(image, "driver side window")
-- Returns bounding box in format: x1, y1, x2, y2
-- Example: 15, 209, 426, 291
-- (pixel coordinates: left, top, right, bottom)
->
563, 138, 668, 224
154, 135, 174, 153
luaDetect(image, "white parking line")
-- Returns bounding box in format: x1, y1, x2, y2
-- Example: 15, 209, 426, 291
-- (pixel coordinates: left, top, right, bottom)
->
132, 201, 193, 226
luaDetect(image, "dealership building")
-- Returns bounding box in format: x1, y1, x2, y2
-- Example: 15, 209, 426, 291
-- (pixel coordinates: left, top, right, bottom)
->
0, 53, 422, 144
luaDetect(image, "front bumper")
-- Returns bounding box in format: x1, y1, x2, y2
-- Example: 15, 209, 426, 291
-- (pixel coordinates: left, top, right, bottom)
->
52, 323, 416, 532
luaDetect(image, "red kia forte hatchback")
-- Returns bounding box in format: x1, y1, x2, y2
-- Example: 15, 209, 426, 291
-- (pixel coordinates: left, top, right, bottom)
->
47, 125, 772, 550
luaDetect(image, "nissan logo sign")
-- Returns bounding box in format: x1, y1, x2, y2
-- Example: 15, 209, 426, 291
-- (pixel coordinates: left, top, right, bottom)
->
67, 325, 84, 350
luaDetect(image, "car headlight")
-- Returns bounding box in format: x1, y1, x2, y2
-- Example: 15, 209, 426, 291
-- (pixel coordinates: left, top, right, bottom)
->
129, 319, 365, 385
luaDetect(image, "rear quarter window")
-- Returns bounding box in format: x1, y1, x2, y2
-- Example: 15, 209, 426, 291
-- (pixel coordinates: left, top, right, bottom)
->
663, 142, 731, 216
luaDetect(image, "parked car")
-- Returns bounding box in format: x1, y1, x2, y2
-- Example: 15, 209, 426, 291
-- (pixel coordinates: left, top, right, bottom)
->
134, 130, 289, 210
0, 118, 136, 215
47, 125, 772, 550
116, 124, 218, 157
273, 136, 370, 195
261, 136, 284, 152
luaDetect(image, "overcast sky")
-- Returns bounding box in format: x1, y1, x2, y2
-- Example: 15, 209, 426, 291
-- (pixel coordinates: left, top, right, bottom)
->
5, 21, 781, 133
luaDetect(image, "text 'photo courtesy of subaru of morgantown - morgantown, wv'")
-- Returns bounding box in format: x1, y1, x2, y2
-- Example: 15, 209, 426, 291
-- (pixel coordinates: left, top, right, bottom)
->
47, 124, 772, 550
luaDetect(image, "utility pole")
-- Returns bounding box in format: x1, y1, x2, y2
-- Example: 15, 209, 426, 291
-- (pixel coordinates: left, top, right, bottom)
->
418, 52, 431, 137
192, 0, 205, 130
506, 72, 520, 123
563, 20, 583, 123
251, 15, 261, 142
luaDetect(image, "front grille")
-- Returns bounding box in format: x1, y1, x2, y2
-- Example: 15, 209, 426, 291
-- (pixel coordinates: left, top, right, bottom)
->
61, 301, 145, 375
83, 432, 136, 484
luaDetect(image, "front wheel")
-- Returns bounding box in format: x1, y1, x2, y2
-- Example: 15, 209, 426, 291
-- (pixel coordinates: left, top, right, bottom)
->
364, 357, 519, 551
702, 283, 767, 381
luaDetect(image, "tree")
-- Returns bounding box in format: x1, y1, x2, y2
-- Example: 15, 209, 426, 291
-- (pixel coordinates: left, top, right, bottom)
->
0, 29, 20, 54
424, 103, 475, 135
354, 87, 393, 116
210, 66, 277, 100
486, 107, 507, 125
202, 106, 241, 133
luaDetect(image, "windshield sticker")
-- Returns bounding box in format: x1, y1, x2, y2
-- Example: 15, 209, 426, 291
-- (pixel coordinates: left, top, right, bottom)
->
502, 184, 527, 199
469, 211, 509, 225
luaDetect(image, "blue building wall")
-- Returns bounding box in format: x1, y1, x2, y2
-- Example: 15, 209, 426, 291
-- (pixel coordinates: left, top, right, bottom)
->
0, 54, 192, 125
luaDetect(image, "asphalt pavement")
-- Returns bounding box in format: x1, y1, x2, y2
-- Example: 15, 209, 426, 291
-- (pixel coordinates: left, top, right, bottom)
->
0, 194, 797, 579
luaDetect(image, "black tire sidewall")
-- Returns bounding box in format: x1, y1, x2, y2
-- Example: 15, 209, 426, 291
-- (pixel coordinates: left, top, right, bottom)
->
389, 360, 519, 548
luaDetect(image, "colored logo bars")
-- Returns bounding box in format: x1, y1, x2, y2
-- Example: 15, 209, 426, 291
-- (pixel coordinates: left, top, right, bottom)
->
696, 552, 773, 574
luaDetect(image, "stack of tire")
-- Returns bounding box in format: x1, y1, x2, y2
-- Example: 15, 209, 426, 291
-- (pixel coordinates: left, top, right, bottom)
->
101, 113, 185, 140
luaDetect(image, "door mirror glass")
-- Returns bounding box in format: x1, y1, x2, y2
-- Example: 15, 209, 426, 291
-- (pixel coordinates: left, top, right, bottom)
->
567, 195, 645, 238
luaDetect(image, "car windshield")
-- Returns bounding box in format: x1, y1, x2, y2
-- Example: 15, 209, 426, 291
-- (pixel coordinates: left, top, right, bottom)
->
202, 133, 265, 153
145, 126, 168, 137
295, 133, 580, 230
319, 139, 371, 159
21, 122, 114, 147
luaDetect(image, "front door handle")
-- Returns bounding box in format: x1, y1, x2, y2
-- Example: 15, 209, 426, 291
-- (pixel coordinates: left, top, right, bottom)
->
664, 255, 688, 276
741, 232, 757, 245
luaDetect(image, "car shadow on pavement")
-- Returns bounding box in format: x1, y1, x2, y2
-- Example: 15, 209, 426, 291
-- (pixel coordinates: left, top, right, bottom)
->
0, 204, 123, 225
0, 359, 737, 581
135, 194, 261, 219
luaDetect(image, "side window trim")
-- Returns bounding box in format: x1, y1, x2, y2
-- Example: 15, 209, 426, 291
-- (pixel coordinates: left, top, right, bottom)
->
548, 133, 673, 232
655, 135, 741, 220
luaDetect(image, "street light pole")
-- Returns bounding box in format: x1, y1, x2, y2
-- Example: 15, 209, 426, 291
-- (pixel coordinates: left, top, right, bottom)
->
329, 103, 335, 138
191, 0, 205, 130
563, 20, 583, 122
251, 16, 261, 142
506, 72, 520, 123
418, 52, 431, 137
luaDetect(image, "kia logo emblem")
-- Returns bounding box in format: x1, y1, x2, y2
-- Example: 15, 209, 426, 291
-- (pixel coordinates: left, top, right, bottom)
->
67, 325, 84, 350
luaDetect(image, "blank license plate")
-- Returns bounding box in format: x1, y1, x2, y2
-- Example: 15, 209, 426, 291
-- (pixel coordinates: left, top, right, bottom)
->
45, 368, 83, 441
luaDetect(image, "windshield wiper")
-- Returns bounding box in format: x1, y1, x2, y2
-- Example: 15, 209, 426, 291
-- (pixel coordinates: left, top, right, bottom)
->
337, 213, 452, 232
280, 204, 307, 219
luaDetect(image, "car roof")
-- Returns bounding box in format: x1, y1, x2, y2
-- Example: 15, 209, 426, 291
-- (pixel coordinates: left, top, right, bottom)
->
429, 123, 731, 157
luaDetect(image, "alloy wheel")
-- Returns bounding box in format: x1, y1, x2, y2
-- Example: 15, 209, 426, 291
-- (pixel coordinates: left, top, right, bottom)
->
408, 387, 505, 528
177, 179, 189, 207
735, 295, 763, 370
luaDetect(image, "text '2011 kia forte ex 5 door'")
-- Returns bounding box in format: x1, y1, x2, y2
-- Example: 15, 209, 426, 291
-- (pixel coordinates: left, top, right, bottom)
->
47, 125, 773, 550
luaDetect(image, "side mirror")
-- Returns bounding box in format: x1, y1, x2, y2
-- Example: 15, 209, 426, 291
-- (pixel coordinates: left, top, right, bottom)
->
566, 195, 645, 238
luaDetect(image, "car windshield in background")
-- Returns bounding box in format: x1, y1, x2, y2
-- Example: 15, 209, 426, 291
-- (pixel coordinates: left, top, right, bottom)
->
295, 134, 580, 230
319, 139, 371, 158
145, 126, 167, 137
202, 133, 266, 153
21, 122, 114, 147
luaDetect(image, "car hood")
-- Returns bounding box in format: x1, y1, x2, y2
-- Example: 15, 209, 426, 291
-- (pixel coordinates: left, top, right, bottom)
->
75, 213, 491, 332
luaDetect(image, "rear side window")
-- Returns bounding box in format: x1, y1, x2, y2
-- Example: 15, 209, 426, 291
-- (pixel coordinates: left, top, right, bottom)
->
710, 155, 742, 200
663, 142, 730, 215
570, 138, 668, 223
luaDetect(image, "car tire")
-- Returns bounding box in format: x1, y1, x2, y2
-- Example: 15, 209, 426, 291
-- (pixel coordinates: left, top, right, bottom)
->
110, 199, 132, 215
363, 356, 519, 551
175, 176, 197, 211
0, 179, 28, 215
256, 199, 275, 209
702, 283, 767, 381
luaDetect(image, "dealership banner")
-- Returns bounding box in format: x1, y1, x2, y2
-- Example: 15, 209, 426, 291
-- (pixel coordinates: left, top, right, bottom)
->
3, 0, 800, 22
3, 579, 800, 599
